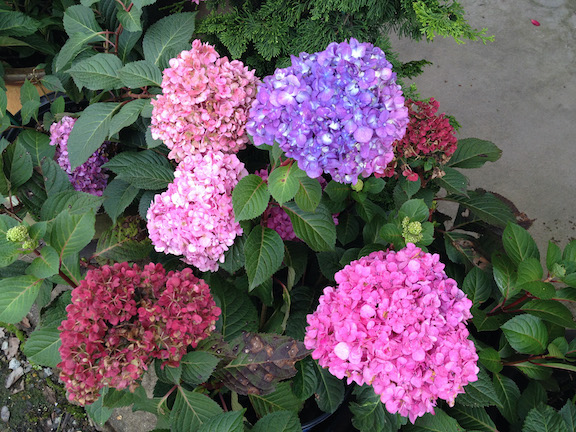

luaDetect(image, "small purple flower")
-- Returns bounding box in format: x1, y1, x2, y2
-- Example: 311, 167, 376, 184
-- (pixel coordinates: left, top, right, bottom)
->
247, 38, 409, 184
49, 116, 109, 196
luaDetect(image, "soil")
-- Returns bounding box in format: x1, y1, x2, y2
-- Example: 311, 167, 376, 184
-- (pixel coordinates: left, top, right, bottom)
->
0, 327, 101, 432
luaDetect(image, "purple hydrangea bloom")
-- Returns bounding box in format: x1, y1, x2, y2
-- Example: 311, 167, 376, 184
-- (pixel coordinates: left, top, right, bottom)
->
49, 116, 109, 196
246, 38, 409, 184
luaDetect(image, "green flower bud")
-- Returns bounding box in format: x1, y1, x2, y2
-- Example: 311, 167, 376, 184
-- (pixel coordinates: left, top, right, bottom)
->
6, 225, 29, 243
351, 179, 364, 192
401, 217, 423, 244
22, 239, 38, 251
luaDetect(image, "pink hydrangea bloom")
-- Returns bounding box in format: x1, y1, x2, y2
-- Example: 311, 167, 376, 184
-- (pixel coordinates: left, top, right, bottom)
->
58, 262, 220, 405
49, 116, 109, 196
304, 244, 479, 422
147, 151, 247, 271
151, 39, 259, 161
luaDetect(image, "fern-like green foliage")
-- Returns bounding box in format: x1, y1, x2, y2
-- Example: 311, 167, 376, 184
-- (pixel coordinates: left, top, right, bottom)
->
412, 0, 494, 44
198, 0, 491, 76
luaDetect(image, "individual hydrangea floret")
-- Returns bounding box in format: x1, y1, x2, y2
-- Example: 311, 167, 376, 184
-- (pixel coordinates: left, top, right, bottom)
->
382, 98, 457, 180
246, 38, 408, 184
304, 244, 479, 422
147, 151, 247, 271
58, 262, 220, 405
49, 116, 109, 196
151, 39, 259, 161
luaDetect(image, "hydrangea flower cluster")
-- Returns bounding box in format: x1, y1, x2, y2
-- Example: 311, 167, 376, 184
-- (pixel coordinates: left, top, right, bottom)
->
147, 151, 247, 271
382, 98, 457, 180
246, 38, 408, 184
304, 244, 479, 422
49, 116, 109, 196
58, 262, 220, 405
151, 39, 259, 162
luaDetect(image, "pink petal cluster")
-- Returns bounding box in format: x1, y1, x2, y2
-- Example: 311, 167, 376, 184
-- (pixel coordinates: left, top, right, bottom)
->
58, 262, 220, 405
150, 39, 259, 162
304, 244, 478, 422
381, 98, 457, 180
147, 151, 247, 271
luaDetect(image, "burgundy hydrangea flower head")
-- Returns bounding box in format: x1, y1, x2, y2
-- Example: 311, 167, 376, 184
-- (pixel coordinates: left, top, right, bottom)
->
382, 98, 457, 180
58, 262, 220, 405
151, 39, 259, 161
247, 38, 408, 184
147, 151, 247, 271
49, 116, 109, 196
304, 244, 479, 422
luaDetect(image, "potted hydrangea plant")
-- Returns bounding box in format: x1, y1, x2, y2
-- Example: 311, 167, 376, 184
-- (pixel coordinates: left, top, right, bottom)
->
1, 1, 576, 431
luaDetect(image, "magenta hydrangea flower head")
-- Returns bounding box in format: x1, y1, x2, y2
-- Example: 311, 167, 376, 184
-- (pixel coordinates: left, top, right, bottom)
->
147, 151, 247, 271
49, 116, 109, 196
58, 262, 220, 405
246, 38, 408, 184
151, 39, 259, 161
304, 244, 479, 422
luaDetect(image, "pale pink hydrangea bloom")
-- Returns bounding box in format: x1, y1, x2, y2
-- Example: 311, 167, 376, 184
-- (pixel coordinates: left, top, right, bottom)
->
151, 39, 259, 161
304, 244, 479, 422
147, 151, 247, 271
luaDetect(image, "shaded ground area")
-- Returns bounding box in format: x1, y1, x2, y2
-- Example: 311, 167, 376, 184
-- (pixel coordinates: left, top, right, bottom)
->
0, 327, 100, 432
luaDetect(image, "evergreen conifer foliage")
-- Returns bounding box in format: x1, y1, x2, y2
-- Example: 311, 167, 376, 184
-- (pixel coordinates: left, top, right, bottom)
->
197, 0, 491, 76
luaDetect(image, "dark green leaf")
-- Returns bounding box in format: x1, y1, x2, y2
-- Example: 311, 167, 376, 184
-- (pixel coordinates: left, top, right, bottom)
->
523, 404, 569, 432
562, 240, 576, 262
220, 235, 246, 274
67, 103, 119, 169
154, 360, 181, 384
211, 279, 258, 341
447, 138, 502, 169
503, 223, 540, 265
283, 202, 336, 251
252, 411, 301, 432
102, 150, 174, 190
27, 246, 59, 279
244, 226, 284, 289
63, 5, 103, 35
492, 252, 519, 299
398, 199, 429, 221
41, 159, 73, 196
444, 190, 516, 227
456, 368, 501, 408
102, 179, 140, 223
21, 326, 61, 367
198, 410, 245, 432
49, 211, 96, 259
447, 405, 497, 432
518, 382, 547, 420
54, 32, 105, 72
324, 180, 349, 202
4, 141, 33, 188
232, 175, 270, 221
434, 166, 468, 195
559, 401, 576, 431
109, 99, 148, 136
143, 13, 197, 69
521, 300, 576, 329
462, 267, 492, 305
351, 385, 400, 432
294, 176, 322, 212
292, 357, 318, 400
94, 226, 153, 262
501, 314, 548, 354
170, 387, 223, 432
118, 60, 163, 88
19, 79, 40, 124
180, 351, 219, 386
403, 408, 464, 431
41, 190, 104, 220
248, 382, 303, 417
0, 215, 21, 268
102, 388, 137, 408
17, 130, 54, 167
268, 164, 301, 205
478, 347, 502, 373
85, 390, 113, 426
117, 5, 142, 32
519, 281, 555, 300
0, 11, 39, 37
493, 373, 520, 424
547, 241, 562, 272
0, 275, 42, 323
336, 212, 360, 246
68, 53, 123, 90
314, 362, 344, 414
